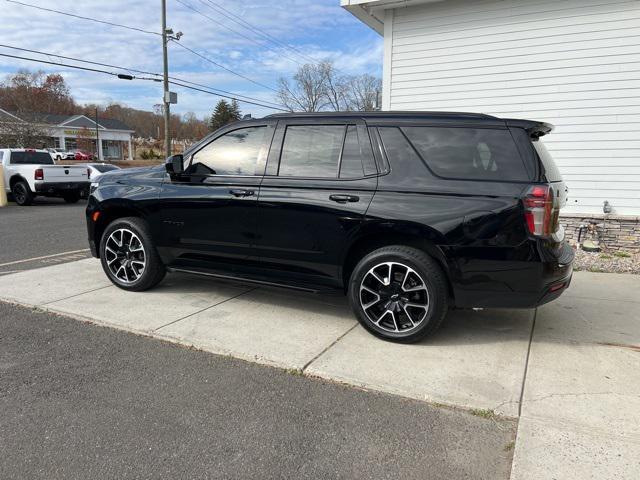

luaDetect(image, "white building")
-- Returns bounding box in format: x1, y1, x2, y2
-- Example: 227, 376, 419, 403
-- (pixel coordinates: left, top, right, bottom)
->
0, 109, 134, 160
342, 0, 640, 221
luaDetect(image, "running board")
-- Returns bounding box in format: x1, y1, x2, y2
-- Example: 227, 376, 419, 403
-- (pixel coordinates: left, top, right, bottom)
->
168, 267, 322, 293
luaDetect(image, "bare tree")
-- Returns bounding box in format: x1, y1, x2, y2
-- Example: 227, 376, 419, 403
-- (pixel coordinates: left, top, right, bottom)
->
345, 74, 381, 111
277, 61, 381, 112
277, 64, 328, 112
321, 62, 350, 111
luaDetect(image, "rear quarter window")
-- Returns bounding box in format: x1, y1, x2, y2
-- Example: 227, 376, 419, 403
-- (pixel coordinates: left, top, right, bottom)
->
402, 127, 529, 182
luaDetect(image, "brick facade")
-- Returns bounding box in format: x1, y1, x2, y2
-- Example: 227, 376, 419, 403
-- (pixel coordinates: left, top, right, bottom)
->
561, 214, 640, 252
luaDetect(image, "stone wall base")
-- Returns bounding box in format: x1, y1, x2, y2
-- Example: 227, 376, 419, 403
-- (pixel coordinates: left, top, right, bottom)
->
561, 214, 640, 252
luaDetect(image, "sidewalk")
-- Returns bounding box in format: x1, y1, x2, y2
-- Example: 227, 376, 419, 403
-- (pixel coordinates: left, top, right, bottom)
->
1, 260, 638, 479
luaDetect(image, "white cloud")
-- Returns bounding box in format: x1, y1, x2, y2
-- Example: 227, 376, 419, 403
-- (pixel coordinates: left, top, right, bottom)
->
0, 0, 381, 118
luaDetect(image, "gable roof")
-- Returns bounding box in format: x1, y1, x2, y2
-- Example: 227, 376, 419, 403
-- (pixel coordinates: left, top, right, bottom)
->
0, 108, 133, 131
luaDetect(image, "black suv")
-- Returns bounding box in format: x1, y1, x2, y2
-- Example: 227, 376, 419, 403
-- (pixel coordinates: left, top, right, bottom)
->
87, 112, 573, 342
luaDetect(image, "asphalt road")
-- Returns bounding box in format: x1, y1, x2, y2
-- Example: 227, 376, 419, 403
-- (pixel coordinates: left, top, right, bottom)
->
0, 302, 515, 480
0, 198, 90, 272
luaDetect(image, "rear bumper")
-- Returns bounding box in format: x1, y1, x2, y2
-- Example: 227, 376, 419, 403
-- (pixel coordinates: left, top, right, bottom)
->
451, 241, 575, 309
35, 181, 89, 195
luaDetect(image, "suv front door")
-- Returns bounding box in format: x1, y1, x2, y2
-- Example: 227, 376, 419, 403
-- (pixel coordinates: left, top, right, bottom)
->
157, 122, 275, 271
256, 119, 378, 289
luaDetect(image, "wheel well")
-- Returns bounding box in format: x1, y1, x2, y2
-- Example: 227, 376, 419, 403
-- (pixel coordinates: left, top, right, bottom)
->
9, 175, 27, 188
93, 207, 142, 256
341, 233, 455, 300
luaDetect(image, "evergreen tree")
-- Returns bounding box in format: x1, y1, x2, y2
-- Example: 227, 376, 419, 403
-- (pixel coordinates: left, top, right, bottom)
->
209, 99, 242, 131
229, 99, 241, 121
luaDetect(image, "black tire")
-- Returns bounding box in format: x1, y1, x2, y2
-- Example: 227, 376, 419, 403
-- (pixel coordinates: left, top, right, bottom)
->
99, 217, 166, 291
63, 192, 80, 203
12, 180, 33, 206
348, 245, 449, 343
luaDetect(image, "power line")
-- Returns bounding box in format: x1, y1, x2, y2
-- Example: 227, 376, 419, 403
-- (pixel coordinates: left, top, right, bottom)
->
169, 81, 287, 111
0, 52, 288, 111
7, 0, 285, 96
175, 0, 305, 68
200, 0, 320, 66
5, 0, 161, 36
0, 52, 141, 78
171, 40, 279, 93
0, 44, 285, 109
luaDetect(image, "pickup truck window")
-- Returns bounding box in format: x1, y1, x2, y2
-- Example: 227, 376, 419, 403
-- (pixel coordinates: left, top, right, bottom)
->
10, 151, 54, 165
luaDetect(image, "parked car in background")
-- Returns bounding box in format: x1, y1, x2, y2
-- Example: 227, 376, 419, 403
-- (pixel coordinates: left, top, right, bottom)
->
86, 111, 573, 343
73, 150, 95, 161
1, 148, 89, 205
47, 148, 74, 161
85, 163, 121, 182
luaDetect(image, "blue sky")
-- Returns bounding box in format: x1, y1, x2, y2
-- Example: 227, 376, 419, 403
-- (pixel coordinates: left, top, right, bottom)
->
0, 0, 383, 118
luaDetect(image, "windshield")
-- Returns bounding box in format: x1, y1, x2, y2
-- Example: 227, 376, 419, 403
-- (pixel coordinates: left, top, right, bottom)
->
93, 165, 119, 173
10, 151, 54, 165
532, 140, 562, 182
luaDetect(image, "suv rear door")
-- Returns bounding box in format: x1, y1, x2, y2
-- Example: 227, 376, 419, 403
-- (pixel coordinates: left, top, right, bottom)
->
256, 118, 377, 289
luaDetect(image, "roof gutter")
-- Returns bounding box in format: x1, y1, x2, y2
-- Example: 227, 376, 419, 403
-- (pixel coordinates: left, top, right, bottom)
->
340, 1, 384, 35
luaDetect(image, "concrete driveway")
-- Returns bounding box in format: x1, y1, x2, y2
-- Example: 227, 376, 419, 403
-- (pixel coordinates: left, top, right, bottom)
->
1, 260, 638, 479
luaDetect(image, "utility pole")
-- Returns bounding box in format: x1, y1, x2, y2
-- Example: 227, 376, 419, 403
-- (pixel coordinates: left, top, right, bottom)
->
161, 0, 171, 159
94, 107, 100, 161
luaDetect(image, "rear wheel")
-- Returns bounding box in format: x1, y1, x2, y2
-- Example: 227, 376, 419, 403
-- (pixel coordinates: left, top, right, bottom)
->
99, 217, 166, 291
348, 245, 449, 343
12, 181, 33, 206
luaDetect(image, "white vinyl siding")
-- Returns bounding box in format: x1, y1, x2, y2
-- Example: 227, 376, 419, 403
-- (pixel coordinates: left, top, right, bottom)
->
386, 0, 640, 215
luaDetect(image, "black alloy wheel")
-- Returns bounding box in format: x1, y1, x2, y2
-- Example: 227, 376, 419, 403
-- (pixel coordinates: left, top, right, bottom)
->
349, 246, 449, 343
12, 181, 33, 206
100, 217, 166, 291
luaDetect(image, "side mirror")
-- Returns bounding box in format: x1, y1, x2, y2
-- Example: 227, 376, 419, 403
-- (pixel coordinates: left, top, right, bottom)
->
165, 154, 184, 175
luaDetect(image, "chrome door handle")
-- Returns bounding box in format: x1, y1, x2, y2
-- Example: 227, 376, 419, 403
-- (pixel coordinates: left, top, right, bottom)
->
229, 189, 254, 197
329, 194, 359, 203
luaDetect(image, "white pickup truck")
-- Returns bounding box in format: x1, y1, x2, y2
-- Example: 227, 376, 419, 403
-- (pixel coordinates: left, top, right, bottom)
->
1, 148, 89, 205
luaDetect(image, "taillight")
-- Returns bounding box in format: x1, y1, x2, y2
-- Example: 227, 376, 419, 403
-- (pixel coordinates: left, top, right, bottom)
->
34, 168, 44, 180
523, 185, 556, 237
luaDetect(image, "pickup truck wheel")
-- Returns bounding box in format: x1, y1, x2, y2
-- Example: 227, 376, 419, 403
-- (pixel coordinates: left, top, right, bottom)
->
63, 192, 80, 203
348, 245, 449, 343
99, 217, 166, 291
12, 181, 33, 206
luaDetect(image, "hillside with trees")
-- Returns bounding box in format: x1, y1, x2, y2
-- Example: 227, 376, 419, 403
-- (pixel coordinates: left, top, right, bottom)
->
0, 69, 208, 141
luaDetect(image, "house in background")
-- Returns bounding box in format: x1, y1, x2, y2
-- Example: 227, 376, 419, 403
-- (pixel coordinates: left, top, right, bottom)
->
342, 0, 640, 249
0, 108, 134, 160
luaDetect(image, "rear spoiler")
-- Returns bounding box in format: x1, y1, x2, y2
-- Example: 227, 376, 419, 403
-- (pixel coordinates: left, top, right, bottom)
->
504, 119, 554, 139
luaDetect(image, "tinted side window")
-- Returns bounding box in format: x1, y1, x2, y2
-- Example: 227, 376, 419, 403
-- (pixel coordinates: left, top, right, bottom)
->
10, 152, 54, 165
378, 127, 425, 173
403, 127, 528, 181
190, 126, 267, 176
279, 125, 344, 178
339, 126, 365, 178
94, 165, 119, 173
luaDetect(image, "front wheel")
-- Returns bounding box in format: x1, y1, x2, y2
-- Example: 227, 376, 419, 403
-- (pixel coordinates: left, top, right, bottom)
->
348, 246, 449, 343
99, 217, 166, 291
